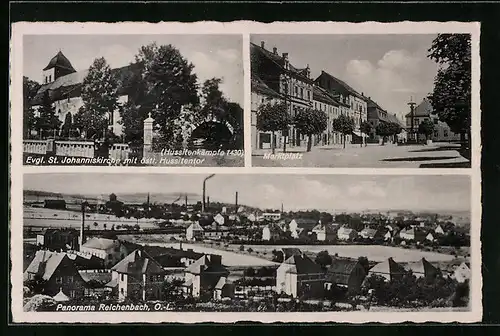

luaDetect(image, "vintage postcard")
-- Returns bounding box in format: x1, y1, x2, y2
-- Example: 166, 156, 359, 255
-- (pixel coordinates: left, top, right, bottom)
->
10, 21, 481, 324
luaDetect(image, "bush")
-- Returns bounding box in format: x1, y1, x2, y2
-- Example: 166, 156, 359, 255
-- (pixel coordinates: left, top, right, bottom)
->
23, 294, 57, 312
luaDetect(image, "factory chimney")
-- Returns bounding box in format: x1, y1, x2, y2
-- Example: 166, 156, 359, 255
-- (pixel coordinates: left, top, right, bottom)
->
235, 191, 239, 213
79, 201, 87, 251
185, 194, 188, 209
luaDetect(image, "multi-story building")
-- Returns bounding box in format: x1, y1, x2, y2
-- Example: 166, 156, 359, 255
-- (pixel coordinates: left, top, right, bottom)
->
276, 253, 325, 298
315, 71, 369, 144
251, 41, 315, 149
312, 86, 346, 146
80, 237, 129, 268
405, 98, 463, 142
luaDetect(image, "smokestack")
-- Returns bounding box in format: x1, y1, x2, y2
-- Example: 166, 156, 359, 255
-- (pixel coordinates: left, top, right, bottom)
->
185, 194, 188, 208
281, 203, 284, 213
79, 201, 87, 251
202, 174, 215, 212
179, 241, 183, 251
260, 41, 265, 49
273, 47, 277, 54
235, 191, 238, 213
207, 196, 210, 207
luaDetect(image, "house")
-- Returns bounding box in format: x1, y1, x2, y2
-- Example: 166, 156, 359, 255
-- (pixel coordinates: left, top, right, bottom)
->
213, 277, 235, 301
359, 227, 382, 240
434, 224, 446, 235
313, 85, 345, 146
453, 262, 471, 283
311, 222, 339, 241
186, 222, 204, 241
109, 249, 165, 302
399, 227, 426, 243
288, 218, 318, 239
30, 51, 141, 137
251, 41, 315, 149
426, 232, 435, 242
384, 230, 393, 242
213, 213, 226, 226
276, 253, 325, 298
43, 199, 67, 210
262, 223, 285, 241
24, 250, 86, 299
262, 212, 282, 221
80, 237, 129, 268
183, 254, 229, 298
278, 248, 303, 262
368, 258, 407, 282
325, 259, 367, 294
36, 228, 80, 251
337, 226, 358, 241
121, 240, 204, 267
405, 258, 440, 280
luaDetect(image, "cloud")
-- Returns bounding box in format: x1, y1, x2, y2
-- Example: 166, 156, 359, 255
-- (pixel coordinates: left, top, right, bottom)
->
345, 49, 435, 118
95, 44, 136, 69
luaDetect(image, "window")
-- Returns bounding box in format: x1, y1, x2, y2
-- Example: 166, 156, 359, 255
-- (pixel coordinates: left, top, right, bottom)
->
121, 274, 125, 281
49, 75, 52, 82
434, 131, 439, 137
434, 119, 438, 125
307, 91, 311, 100
70, 290, 76, 298
315, 102, 317, 109
108, 254, 113, 259
294, 86, 298, 96
67, 96, 70, 103
120, 288, 124, 294
67, 275, 73, 283
55, 277, 63, 284
444, 130, 449, 137
300, 87, 304, 99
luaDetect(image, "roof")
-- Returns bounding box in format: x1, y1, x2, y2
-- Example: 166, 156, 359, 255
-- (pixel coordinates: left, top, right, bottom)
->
405, 258, 439, 278
82, 237, 117, 251
316, 70, 366, 100
338, 227, 355, 235
281, 248, 303, 260
52, 288, 71, 302
78, 270, 112, 285
368, 258, 407, 278
387, 113, 405, 127
283, 254, 323, 275
185, 255, 228, 276
327, 259, 365, 285
312, 223, 338, 234
111, 249, 165, 275
264, 223, 284, 234
313, 86, 340, 106
360, 228, 378, 238
291, 218, 318, 230
188, 222, 204, 231
43, 51, 77, 72
251, 76, 282, 98
215, 277, 229, 290
405, 98, 433, 118
24, 250, 67, 281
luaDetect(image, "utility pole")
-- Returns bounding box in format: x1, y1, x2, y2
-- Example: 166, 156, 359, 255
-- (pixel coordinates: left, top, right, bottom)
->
408, 96, 416, 142
202, 174, 215, 212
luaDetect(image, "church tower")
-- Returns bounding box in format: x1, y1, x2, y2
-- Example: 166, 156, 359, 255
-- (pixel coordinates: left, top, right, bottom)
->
42, 51, 77, 84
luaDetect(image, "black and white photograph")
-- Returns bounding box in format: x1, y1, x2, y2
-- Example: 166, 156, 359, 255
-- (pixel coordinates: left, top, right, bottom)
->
251, 34, 473, 168
18, 173, 474, 319
22, 34, 244, 167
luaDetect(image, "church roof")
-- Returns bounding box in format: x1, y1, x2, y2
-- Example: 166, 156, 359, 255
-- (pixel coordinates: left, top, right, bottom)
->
43, 51, 77, 72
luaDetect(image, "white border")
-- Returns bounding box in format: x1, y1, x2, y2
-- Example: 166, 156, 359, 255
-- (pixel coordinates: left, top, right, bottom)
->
10, 21, 481, 324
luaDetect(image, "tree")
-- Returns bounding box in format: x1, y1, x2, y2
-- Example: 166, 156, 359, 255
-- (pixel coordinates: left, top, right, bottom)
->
418, 119, 435, 141
388, 122, 402, 144
134, 43, 199, 149
35, 90, 61, 139
332, 114, 355, 149
428, 34, 471, 149
360, 121, 372, 147
256, 102, 290, 154
315, 250, 332, 269
357, 256, 370, 275
162, 278, 184, 300
23, 77, 41, 138
74, 57, 119, 140
294, 108, 328, 152
60, 112, 73, 138
375, 122, 392, 145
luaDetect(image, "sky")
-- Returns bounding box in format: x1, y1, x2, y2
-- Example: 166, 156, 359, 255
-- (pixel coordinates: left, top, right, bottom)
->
251, 34, 440, 120
23, 34, 243, 106
24, 174, 470, 213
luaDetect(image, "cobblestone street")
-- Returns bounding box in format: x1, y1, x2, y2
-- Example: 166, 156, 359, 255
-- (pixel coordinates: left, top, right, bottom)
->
252, 142, 471, 168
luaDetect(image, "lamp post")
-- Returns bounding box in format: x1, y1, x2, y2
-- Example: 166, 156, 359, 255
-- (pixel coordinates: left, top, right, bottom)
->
408, 97, 416, 142
202, 174, 215, 213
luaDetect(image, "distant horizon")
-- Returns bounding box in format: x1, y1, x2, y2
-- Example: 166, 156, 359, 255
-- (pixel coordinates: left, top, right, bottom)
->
23, 174, 471, 213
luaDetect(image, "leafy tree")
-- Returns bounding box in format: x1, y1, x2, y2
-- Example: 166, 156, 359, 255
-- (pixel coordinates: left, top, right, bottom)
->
375, 122, 392, 145
294, 108, 328, 152
360, 121, 372, 147
388, 122, 402, 144
35, 90, 61, 139
320, 212, 333, 224
357, 256, 370, 275
134, 43, 199, 149
428, 34, 471, 149
161, 278, 184, 300
60, 112, 73, 138
315, 250, 332, 269
256, 101, 290, 154
332, 114, 355, 148
74, 57, 119, 140
418, 119, 435, 141
244, 267, 256, 277
24, 274, 47, 295
23, 77, 41, 138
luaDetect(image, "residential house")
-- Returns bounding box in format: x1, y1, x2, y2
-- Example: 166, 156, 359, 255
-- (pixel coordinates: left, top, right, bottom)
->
213, 277, 235, 301
313, 85, 344, 146
325, 259, 367, 294
30, 51, 141, 137
262, 212, 282, 221
262, 223, 285, 241
315, 70, 369, 144
405, 98, 463, 142
311, 222, 339, 241
337, 226, 358, 241
288, 218, 318, 239
24, 250, 86, 299
426, 232, 436, 242
213, 213, 226, 227
453, 262, 471, 283
36, 228, 80, 251
399, 227, 427, 243
251, 41, 315, 148
366, 97, 390, 142
183, 254, 229, 298
278, 248, 303, 262
80, 237, 129, 268
384, 230, 393, 242
434, 224, 446, 235
387, 113, 407, 143
359, 227, 383, 240
276, 253, 325, 298
405, 258, 440, 280
186, 222, 204, 241
368, 258, 407, 282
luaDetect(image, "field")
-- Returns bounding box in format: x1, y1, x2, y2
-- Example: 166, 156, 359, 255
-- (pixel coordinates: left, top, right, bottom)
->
231, 244, 456, 263
23, 206, 159, 230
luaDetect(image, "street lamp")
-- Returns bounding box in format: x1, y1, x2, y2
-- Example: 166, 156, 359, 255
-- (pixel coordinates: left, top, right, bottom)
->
408, 96, 416, 142
202, 174, 215, 212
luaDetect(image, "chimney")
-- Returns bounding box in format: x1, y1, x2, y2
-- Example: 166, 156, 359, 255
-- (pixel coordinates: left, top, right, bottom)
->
179, 241, 183, 251
305, 64, 310, 79
273, 47, 277, 54
282, 52, 288, 60
210, 254, 222, 266
79, 202, 86, 251
261, 41, 265, 49
235, 191, 239, 212
282, 53, 289, 70
207, 196, 210, 207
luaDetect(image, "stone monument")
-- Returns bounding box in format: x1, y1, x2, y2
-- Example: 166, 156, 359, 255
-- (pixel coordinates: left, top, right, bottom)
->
143, 112, 154, 159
